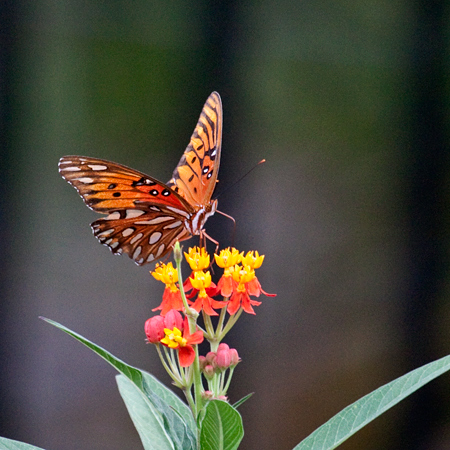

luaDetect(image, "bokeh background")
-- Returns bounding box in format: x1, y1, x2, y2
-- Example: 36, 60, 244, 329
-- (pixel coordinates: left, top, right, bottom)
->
1, 1, 450, 449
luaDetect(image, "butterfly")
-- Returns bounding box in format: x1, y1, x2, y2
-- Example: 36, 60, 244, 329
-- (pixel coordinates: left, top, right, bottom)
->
59, 92, 223, 265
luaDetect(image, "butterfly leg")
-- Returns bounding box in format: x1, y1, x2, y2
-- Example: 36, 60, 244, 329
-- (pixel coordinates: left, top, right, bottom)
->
200, 230, 220, 256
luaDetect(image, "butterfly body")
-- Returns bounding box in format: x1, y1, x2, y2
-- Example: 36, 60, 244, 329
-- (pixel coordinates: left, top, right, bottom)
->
59, 92, 223, 265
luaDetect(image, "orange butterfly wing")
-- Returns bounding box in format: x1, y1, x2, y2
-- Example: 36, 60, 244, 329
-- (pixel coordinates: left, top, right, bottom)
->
59, 156, 193, 265
167, 91, 222, 207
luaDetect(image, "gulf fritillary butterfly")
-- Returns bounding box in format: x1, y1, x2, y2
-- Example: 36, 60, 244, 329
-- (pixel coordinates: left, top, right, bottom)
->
59, 92, 223, 265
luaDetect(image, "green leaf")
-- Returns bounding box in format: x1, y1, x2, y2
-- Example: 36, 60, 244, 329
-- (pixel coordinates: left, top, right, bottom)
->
199, 400, 244, 450
117, 375, 196, 450
41, 317, 197, 448
0, 436, 46, 450
141, 371, 196, 433
293, 354, 450, 450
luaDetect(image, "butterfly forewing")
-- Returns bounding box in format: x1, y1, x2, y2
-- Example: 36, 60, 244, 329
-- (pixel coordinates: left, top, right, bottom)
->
167, 91, 222, 207
59, 157, 192, 213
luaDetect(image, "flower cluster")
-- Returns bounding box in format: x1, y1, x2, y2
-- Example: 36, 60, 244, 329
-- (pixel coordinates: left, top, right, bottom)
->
199, 343, 240, 400
144, 245, 275, 413
149, 247, 274, 318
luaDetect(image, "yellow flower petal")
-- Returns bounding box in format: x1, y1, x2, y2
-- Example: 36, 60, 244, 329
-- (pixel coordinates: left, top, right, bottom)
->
215, 247, 243, 268
151, 262, 179, 290
242, 251, 265, 269
184, 246, 210, 271
190, 270, 212, 290
231, 265, 255, 285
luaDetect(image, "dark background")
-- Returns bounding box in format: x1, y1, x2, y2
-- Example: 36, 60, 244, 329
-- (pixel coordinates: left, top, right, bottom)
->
1, 1, 450, 449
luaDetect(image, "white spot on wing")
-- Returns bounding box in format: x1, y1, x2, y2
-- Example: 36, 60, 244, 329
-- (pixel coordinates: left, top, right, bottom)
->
122, 228, 134, 237
133, 246, 142, 260
156, 244, 165, 257
166, 206, 190, 219
88, 164, 107, 171
75, 177, 94, 183
147, 254, 155, 262
110, 241, 119, 249
98, 229, 114, 237
134, 217, 173, 225
106, 212, 121, 220
130, 233, 143, 244
163, 220, 182, 229
125, 209, 145, 219
60, 166, 81, 172
149, 231, 162, 244
150, 206, 161, 212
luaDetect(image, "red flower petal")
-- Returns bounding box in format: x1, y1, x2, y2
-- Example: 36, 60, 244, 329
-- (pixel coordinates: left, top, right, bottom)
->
227, 292, 243, 315
178, 345, 195, 367
152, 288, 184, 316
217, 276, 234, 297
247, 277, 276, 297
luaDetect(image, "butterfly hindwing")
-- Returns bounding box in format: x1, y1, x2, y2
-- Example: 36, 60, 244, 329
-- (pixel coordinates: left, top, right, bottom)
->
91, 207, 190, 265
167, 91, 222, 207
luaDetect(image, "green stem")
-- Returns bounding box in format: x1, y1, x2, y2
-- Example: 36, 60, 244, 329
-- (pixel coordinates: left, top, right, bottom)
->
216, 305, 228, 336
156, 345, 183, 386
184, 386, 196, 415
221, 367, 235, 396
173, 242, 204, 417
202, 312, 215, 342
219, 307, 244, 340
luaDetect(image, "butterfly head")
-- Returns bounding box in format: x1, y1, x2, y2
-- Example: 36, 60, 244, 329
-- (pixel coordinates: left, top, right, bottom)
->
186, 199, 218, 236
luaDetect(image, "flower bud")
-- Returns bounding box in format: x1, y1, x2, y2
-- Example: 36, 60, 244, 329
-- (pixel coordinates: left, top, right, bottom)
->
205, 351, 217, 367
164, 309, 183, 330
203, 364, 215, 379
216, 347, 232, 370
202, 390, 215, 400
198, 355, 207, 370
173, 241, 183, 265
229, 348, 240, 367
144, 316, 165, 343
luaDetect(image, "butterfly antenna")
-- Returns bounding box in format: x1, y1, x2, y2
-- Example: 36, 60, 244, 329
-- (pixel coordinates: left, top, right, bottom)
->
214, 209, 236, 249
215, 159, 266, 199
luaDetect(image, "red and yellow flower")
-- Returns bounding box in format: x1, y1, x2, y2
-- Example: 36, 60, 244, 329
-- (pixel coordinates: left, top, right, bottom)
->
189, 270, 227, 316
214, 248, 242, 297
145, 310, 203, 367
160, 316, 204, 367
241, 251, 276, 298
151, 262, 184, 315
183, 247, 217, 298
227, 264, 262, 315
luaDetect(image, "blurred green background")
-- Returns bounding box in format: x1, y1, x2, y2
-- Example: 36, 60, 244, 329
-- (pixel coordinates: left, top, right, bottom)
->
1, 1, 450, 449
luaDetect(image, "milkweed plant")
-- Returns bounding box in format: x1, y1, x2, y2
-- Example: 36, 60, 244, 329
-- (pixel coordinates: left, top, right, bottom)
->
3, 242, 450, 450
